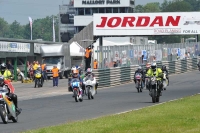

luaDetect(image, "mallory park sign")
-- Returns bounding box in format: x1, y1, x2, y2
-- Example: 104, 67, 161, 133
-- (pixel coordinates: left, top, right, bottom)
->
82, 0, 120, 5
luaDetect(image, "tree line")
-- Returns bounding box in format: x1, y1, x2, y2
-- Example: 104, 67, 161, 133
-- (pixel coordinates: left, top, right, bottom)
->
0, 0, 200, 43
0, 15, 59, 42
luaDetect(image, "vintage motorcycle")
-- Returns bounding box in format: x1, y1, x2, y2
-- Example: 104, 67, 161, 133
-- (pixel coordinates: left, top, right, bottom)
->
148, 74, 162, 103
135, 73, 143, 93
71, 80, 83, 102
0, 85, 19, 124
162, 71, 168, 90
34, 70, 43, 88
17, 68, 25, 83
83, 74, 97, 100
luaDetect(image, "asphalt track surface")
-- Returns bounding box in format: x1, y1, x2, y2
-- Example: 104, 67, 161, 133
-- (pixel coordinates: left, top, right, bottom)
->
1, 71, 200, 133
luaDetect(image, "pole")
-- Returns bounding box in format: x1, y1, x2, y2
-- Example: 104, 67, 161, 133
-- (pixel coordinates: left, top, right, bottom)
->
14, 57, 17, 81
31, 25, 33, 40
99, 37, 103, 69
53, 16, 56, 42
24, 57, 27, 78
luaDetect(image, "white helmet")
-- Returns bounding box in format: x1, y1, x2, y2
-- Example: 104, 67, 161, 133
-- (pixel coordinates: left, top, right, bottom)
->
71, 66, 77, 72
151, 62, 157, 71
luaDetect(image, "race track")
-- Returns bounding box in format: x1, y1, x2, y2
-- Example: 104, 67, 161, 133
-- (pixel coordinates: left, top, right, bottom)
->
0, 71, 200, 133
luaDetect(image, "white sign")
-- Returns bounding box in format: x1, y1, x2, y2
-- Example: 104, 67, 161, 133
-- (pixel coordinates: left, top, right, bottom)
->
74, 0, 130, 7
93, 12, 200, 36
34, 43, 45, 54
0, 41, 30, 53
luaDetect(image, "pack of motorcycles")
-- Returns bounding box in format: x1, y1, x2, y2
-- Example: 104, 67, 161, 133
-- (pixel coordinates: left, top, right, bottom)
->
0, 68, 169, 124
135, 71, 169, 103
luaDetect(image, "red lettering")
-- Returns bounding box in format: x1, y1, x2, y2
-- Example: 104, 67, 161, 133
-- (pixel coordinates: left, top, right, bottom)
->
96, 15, 181, 28
165, 16, 180, 26
107, 17, 121, 28
96, 17, 108, 28
150, 16, 163, 27
136, 16, 150, 27
121, 17, 135, 27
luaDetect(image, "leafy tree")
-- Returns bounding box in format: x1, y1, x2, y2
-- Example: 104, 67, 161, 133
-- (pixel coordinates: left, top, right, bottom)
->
143, 2, 160, 12
162, 0, 192, 12
184, 0, 200, 11
134, 5, 144, 13
0, 17, 9, 38
9, 20, 24, 39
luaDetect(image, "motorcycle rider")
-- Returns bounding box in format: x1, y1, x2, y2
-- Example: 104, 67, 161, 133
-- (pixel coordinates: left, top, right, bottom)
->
0, 76, 22, 115
34, 66, 43, 88
161, 65, 169, 86
71, 69, 82, 97
134, 66, 145, 88
146, 62, 163, 90
0, 63, 12, 80
83, 68, 98, 93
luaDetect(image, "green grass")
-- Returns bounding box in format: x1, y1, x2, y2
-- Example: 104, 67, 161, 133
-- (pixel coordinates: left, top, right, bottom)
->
23, 94, 200, 133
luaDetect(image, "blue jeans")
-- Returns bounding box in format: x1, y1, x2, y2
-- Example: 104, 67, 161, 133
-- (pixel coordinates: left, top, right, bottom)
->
53, 77, 58, 86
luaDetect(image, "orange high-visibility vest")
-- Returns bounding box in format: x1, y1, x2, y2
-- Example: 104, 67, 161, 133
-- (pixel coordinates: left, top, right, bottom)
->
52, 68, 59, 77
85, 49, 91, 58
93, 61, 98, 69
41, 64, 46, 71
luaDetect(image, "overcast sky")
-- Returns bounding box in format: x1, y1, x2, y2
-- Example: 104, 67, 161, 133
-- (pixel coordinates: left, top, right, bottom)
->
0, 0, 164, 25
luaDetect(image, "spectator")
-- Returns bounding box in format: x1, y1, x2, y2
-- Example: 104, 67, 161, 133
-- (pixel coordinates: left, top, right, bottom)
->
52, 65, 59, 87
93, 59, 98, 69
6, 60, 14, 74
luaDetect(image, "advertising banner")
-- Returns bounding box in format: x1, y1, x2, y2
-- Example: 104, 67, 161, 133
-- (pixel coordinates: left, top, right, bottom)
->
0, 41, 30, 53
93, 12, 200, 36
163, 48, 168, 58
129, 50, 133, 58
180, 48, 186, 60
142, 50, 147, 60
155, 50, 162, 61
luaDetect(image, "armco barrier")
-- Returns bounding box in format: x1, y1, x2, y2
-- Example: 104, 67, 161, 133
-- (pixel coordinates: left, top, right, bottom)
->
93, 58, 199, 88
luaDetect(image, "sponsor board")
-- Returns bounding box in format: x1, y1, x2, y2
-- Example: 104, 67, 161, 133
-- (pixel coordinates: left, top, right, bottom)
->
93, 12, 200, 35
0, 41, 30, 53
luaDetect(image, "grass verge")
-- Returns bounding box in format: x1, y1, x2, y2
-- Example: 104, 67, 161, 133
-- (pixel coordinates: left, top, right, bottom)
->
23, 94, 200, 133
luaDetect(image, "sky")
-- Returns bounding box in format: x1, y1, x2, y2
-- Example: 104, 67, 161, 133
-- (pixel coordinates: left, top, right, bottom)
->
0, 0, 164, 25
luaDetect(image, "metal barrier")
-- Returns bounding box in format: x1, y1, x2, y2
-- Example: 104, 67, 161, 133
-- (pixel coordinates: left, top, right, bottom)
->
93, 58, 199, 88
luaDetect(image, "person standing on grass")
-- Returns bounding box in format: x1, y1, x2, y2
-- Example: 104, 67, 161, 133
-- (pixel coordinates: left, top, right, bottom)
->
52, 66, 59, 87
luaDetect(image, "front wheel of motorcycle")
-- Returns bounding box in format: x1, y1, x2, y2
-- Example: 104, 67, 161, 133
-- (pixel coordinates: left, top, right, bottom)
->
74, 91, 78, 102
87, 87, 91, 100
11, 114, 18, 123
0, 105, 8, 124
152, 90, 156, 103
156, 97, 160, 102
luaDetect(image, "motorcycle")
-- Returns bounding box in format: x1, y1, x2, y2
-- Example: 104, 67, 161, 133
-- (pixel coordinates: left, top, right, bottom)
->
0, 85, 18, 124
83, 75, 97, 100
71, 80, 83, 102
34, 70, 43, 88
162, 71, 168, 90
17, 68, 24, 83
135, 73, 143, 93
148, 74, 162, 103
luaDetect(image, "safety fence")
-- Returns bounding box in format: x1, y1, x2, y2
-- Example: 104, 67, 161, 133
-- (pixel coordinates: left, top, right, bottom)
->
93, 57, 199, 88
95, 42, 200, 69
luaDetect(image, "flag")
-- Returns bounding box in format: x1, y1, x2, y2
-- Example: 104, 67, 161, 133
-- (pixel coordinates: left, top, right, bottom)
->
28, 17, 32, 29
53, 17, 55, 42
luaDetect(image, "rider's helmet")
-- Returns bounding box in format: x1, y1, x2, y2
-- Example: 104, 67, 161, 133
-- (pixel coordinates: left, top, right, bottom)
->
162, 65, 166, 71
86, 68, 92, 75
0, 63, 7, 72
151, 62, 157, 71
73, 69, 79, 78
71, 66, 76, 74
0, 76, 4, 86
137, 66, 142, 72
